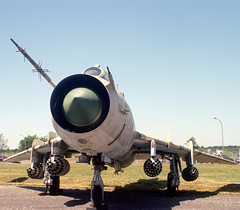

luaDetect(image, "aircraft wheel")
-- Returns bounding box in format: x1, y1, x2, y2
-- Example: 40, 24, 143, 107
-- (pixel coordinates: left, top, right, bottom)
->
92, 185, 102, 207
167, 173, 176, 194
49, 176, 61, 195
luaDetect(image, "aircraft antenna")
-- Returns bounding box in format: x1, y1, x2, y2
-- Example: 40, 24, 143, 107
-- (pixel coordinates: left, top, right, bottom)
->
10, 38, 56, 88
32, 61, 51, 82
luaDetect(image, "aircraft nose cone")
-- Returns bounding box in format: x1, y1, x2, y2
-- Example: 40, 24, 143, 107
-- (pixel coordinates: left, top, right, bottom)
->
62, 88, 102, 127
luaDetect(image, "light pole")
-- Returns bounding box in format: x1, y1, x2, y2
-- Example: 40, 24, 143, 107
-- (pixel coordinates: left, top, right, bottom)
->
213, 116, 224, 154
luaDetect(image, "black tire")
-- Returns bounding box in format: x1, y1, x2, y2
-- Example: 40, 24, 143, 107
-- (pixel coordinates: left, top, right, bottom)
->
167, 173, 176, 194
49, 176, 60, 195
92, 185, 102, 207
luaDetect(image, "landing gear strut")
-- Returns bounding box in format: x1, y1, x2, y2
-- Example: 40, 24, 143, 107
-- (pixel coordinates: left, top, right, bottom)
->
91, 154, 107, 208
167, 154, 181, 194
44, 171, 62, 195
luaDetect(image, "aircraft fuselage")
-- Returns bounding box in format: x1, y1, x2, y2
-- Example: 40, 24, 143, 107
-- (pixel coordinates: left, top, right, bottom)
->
50, 66, 136, 168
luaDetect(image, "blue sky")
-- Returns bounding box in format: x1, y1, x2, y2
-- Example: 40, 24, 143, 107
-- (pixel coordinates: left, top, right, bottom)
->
1, 0, 240, 149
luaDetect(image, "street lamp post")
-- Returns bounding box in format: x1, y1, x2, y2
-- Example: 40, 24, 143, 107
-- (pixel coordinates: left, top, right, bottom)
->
213, 116, 224, 154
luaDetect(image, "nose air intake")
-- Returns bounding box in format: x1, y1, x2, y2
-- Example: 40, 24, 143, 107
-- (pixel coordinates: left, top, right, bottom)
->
50, 74, 110, 133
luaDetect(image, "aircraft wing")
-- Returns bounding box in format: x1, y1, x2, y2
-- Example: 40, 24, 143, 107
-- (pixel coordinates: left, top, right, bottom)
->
3, 149, 31, 163
133, 132, 236, 165
4, 136, 79, 164
3, 140, 51, 163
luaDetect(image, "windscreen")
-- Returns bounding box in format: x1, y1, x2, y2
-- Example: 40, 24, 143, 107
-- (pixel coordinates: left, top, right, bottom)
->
83, 66, 109, 81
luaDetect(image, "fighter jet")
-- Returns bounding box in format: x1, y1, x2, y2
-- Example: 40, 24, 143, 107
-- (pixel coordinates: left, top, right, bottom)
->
5, 39, 236, 208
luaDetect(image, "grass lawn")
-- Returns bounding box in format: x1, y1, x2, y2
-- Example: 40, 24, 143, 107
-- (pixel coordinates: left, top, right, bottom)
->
1, 161, 240, 195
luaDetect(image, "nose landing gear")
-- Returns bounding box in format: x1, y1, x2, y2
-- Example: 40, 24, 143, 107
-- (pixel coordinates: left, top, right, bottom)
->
91, 154, 108, 208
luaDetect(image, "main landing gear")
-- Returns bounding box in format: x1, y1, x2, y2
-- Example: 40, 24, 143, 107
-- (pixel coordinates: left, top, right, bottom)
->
167, 154, 181, 194
44, 172, 63, 195
43, 152, 108, 208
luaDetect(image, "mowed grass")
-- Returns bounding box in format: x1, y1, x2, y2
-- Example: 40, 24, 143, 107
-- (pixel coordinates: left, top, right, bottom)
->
1, 161, 240, 194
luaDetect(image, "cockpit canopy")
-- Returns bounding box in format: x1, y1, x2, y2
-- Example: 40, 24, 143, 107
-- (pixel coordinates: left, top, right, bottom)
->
83, 65, 109, 81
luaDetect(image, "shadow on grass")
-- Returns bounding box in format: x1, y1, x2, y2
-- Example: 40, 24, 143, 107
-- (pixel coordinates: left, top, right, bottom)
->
10, 177, 28, 183
115, 178, 167, 191
217, 184, 240, 193
115, 178, 240, 194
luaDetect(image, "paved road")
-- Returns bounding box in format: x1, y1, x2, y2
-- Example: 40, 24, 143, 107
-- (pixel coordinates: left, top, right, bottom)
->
0, 185, 240, 209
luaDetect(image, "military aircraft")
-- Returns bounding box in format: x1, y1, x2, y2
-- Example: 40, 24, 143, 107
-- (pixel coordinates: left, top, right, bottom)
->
4, 39, 236, 208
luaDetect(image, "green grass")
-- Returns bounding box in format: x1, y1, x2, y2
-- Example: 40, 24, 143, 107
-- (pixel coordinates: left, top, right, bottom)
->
1, 161, 240, 195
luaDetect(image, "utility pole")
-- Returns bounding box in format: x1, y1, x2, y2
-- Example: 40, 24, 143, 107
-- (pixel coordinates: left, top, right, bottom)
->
213, 116, 224, 154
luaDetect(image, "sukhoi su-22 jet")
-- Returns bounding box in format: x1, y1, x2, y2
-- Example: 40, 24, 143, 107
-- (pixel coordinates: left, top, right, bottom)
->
4, 39, 236, 208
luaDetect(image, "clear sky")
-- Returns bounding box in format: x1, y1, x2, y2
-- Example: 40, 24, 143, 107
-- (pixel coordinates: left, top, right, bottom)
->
1, 0, 240, 149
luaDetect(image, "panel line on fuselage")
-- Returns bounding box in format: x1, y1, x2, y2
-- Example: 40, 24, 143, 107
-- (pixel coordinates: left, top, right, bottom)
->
108, 123, 126, 146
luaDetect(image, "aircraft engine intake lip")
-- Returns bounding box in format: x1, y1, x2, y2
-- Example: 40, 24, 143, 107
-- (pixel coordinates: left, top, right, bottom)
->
50, 74, 110, 133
